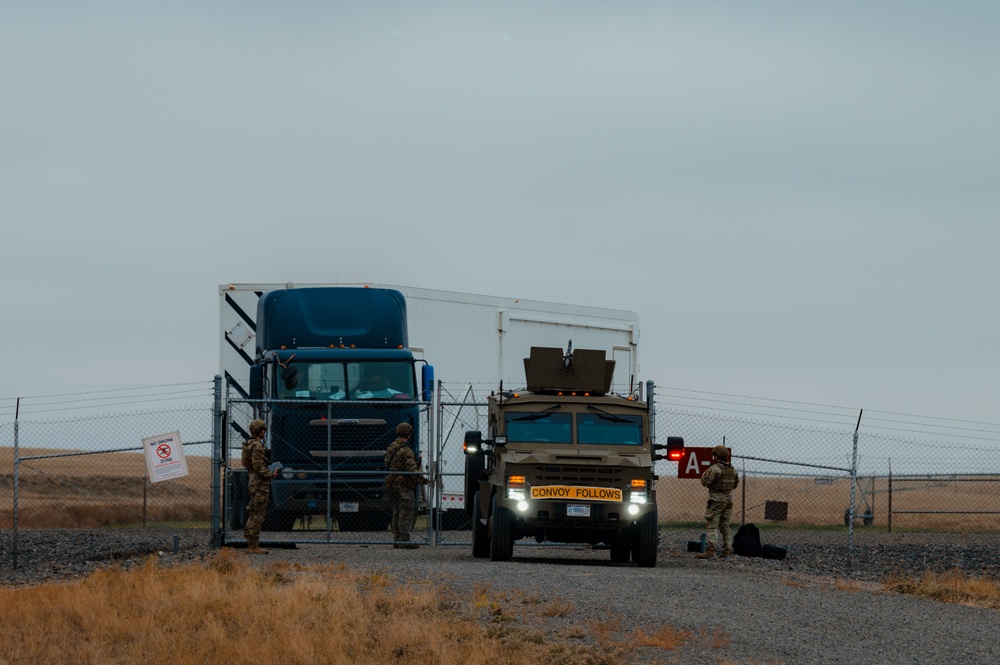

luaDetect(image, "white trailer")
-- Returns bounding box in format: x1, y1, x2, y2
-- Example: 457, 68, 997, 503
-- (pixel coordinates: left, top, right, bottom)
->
220, 282, 640, 398
219, 283, 640, 529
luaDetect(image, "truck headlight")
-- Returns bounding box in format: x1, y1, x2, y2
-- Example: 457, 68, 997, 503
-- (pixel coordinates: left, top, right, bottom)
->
281, 468, 295, 480
627, 504, 641, 515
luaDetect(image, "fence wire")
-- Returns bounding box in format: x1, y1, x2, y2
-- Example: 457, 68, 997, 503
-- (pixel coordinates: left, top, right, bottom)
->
3, 379, 999, 572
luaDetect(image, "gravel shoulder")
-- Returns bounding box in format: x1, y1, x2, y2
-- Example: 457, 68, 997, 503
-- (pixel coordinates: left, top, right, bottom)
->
3, 528, 999, 664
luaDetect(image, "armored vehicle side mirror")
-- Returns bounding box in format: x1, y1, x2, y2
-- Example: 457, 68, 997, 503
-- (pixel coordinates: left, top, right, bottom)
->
653, 436, 685, 461
463, 431, 484, 455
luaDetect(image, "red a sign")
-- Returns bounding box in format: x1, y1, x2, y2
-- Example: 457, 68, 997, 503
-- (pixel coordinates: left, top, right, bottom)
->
677, 447, 717, 479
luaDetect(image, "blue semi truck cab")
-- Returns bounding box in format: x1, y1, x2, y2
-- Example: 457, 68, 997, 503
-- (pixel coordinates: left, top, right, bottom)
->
240, 286, 432, 532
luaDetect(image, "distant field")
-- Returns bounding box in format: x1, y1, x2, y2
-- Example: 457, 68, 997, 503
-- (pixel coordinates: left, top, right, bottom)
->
1, 448, 211, 528
3, 448, 997, 531
657, 474, 1000, 531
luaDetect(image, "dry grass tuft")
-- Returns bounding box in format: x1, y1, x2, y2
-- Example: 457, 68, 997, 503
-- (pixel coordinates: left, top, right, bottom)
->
632, 624, 692, 650
0, 551, 672, 665
884, 568, 1000, 610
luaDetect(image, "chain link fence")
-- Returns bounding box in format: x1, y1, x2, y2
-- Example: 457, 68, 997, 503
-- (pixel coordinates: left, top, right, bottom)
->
3, 379, 999, 570
654, 386, 1000, 533
1, 382, 217, 568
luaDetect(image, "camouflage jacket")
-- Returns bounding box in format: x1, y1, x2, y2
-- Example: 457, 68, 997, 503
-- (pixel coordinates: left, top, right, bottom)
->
242, 436, 272, 488
701, 461, 739, 501
384, 437, 427, 489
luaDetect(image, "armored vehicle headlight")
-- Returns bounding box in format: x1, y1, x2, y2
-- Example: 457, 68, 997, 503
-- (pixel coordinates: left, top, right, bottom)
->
517, 500, 529, 512
627, 504, 641, 515
280, 468, 295, 480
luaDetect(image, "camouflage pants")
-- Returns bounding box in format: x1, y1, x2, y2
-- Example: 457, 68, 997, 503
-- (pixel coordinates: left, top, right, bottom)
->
389, 483, 415, 542
244, 483, 270, 540
704, 497, 733, 551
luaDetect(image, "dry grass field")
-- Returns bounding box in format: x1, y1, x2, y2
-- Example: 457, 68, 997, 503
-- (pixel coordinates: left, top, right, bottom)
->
0, 447, 211, 529
658, 474, 1000, 531
3, 446, 997, 532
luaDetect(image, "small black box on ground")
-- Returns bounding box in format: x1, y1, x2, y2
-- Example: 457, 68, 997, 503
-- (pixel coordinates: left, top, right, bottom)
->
764, 500, 788, 521
687, 540, 705, 553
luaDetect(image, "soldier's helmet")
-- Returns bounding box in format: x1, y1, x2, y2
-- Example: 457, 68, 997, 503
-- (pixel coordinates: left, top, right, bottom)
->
712, 445, 730, 461
396, 422, 414, 437
249, 419, 268, 436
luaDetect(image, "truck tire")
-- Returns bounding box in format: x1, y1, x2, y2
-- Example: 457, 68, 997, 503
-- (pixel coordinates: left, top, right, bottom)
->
609, 540, 631, 563
338, 511, 391, 532
489, 495, 515, 562
632, 511, 658, 568
471, 491, 489, 558
262, 499, 297, 532
227, 472, 248, 531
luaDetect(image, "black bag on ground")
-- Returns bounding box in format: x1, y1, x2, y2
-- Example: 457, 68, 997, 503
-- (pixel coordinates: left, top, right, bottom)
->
761, 544, 787, 560
732, 523, 763, 557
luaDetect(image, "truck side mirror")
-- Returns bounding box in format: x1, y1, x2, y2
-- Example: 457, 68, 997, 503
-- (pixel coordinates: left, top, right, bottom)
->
421, 364, 435, 402
249, 365, 264, 400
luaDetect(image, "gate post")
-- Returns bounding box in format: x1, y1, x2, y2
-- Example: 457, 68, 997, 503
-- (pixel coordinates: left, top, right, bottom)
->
211, 375, 223, 548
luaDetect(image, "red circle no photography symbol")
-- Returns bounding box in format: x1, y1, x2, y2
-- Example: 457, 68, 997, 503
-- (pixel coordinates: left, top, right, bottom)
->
156, 444, 172, 459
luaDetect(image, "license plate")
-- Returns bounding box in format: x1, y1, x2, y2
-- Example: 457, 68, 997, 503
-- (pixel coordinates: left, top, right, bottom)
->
339, 502, 359, 513
567, 504, 591, 517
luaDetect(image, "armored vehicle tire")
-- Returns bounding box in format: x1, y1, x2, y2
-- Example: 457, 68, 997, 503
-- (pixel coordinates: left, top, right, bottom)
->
609, 541, 631, 563
632, 511, 658, 567
471, 491, 490, 558
489, 496, 515, 562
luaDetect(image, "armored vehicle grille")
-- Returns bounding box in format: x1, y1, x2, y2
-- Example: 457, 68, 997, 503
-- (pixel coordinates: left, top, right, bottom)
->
529, 465, 627, 487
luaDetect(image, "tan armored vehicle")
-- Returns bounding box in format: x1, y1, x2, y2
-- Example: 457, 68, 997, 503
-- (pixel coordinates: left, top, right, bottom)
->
463, 345, 684, 566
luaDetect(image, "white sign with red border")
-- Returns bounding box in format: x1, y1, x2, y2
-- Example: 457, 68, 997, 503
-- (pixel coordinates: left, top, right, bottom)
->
143, 431, 189, 483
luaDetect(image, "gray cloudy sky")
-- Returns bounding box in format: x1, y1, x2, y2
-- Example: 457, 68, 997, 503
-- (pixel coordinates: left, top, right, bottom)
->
2, 2, 997, 425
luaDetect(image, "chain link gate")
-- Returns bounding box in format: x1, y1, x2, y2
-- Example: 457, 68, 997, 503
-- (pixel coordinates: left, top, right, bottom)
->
220, 382, 433, 547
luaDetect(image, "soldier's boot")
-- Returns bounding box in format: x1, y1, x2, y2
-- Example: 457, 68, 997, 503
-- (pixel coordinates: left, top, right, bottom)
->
397, 534, 419, 550
246, 536, 270, 555
718, 549, 732, 559
696, 546, 716, 559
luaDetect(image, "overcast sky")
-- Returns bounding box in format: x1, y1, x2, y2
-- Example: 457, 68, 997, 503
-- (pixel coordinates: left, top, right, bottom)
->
2, 2, 997, 427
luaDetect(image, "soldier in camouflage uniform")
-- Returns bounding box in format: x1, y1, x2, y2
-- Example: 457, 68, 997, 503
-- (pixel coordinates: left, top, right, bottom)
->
384, 422, 428, 548
242, 419, 277, 554
698, 445, 740, 559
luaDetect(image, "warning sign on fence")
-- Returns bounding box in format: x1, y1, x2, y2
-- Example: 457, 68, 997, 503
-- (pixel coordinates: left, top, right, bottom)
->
142, 431, 189, 483
677, 447, 717, 479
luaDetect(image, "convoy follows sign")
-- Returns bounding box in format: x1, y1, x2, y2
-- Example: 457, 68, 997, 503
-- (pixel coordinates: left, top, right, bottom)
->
142, 431, 189, 483
677, 447, 716, 479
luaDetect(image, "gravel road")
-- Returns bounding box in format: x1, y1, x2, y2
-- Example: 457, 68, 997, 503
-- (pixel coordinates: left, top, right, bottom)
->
3, 527, 998, 664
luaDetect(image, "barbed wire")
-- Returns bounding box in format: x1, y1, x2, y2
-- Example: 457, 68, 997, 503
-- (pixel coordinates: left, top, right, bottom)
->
0, 383, 214, 418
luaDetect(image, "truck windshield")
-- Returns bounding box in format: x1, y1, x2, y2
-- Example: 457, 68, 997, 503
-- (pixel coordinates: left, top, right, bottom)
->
276, 360, 415, 400
576, 413, 643, 446
504, 412, 572, 444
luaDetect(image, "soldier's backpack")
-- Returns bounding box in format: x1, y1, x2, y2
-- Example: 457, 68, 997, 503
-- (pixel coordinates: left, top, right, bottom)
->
733, 523, 763, 557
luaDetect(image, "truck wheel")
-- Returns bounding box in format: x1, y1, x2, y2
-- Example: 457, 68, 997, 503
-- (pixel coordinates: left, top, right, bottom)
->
489, 495, 514, 562
227, 472, 248, 531
338, 512, 390, 532
609, 541, 631, 563
632, 511, 658, 567
263, 504, 297, 532
471, 491, 489, 558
